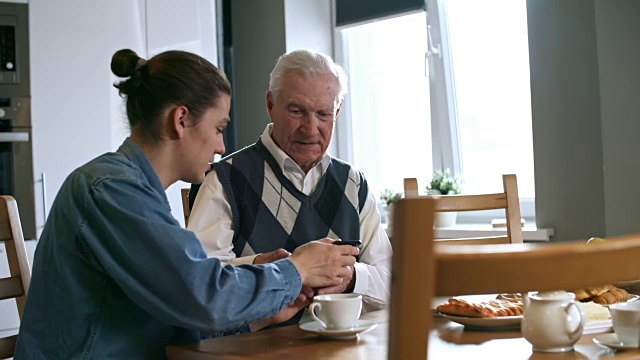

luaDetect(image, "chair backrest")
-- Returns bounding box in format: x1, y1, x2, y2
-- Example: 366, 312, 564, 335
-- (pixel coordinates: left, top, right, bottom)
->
388, 196, 435, 360
181, 188, 190, 227
0, 196, 31, 358
403, 174, 523, 244
388, 196, 640, 359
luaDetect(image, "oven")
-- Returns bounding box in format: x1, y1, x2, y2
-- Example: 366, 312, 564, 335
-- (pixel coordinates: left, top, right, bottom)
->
0, 96, 34, 239
0, 1, 33, 239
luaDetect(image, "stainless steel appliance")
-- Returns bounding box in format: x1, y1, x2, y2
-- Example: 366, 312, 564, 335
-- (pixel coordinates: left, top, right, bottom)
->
0, 3, 34, 239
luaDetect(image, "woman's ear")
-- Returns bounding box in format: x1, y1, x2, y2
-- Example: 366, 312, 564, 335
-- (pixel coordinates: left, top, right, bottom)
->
169, 105, 190, 139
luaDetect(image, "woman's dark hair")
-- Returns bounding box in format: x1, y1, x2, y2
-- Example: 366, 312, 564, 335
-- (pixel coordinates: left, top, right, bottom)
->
111, 49, 231, 140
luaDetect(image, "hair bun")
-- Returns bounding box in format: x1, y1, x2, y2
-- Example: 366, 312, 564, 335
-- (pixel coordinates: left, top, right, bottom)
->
111, 49, 144, 78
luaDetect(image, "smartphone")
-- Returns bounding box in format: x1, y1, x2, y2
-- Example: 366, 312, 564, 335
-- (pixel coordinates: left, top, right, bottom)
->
335, 240, 362, 247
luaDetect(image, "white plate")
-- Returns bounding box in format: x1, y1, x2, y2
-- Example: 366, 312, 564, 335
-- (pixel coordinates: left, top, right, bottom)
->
299, 320, 377, 339
602, 294, 640, 307
593, 333, 639, 351
436, 294, 522, 330
433, 294, 513, 314
440, 314, 522, 330
432, 296, 451, 314
583, 320, 612, 335
613, 279, 640, 289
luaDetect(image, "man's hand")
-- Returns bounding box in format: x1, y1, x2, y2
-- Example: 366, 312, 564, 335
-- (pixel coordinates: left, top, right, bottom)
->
250, 286, 314, 331
253, 248, 291, 265
316, 265, 356, 295
289, 238, 358, 288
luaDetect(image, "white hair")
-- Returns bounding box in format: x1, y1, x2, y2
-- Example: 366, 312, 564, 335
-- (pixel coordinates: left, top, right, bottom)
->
268, 49, 348, 103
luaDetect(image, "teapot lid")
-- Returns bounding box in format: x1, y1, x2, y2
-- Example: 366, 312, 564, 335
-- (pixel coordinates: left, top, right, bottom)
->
529, 290, 575, 301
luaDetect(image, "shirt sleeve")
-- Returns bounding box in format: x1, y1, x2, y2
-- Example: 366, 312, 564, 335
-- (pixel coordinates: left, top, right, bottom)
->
81, 176, 301, 333
352, 190, 393, 310
187, 171, 257, 265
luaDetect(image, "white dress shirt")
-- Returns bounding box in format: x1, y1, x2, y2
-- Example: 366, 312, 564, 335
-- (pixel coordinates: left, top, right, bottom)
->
188, 124, 392, 310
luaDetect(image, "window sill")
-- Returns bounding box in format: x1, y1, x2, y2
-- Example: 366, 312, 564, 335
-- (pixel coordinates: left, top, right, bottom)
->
384, 223, 554, 242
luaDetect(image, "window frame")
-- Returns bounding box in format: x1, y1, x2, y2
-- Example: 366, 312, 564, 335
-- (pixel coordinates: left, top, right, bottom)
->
333, 0, 536, 221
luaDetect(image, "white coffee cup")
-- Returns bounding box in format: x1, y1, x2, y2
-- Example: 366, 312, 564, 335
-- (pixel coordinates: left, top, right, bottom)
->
609, 301, 640, 346
309, 294, 362, 330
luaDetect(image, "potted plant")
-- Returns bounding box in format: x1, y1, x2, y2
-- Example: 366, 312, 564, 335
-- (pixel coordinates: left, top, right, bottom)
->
427, 169, 462, 195
380, 189, 402, 228
426, 169, 462, 227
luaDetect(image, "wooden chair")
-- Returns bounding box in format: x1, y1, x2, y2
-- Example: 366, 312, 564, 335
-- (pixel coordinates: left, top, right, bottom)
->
0, 196, 31, 359
388, 196, 640, 360
403, 174, 523, 244
388, 196, 436, 360
181, 188, 191, 227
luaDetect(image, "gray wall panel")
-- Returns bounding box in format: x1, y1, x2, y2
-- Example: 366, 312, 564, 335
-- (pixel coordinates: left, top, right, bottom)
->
527, 0, 606, 241
231, 0, 286, 148
595, 0, 640, 237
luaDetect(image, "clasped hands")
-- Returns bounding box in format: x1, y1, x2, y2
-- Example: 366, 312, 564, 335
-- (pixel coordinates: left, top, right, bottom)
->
251, 239, 358, 330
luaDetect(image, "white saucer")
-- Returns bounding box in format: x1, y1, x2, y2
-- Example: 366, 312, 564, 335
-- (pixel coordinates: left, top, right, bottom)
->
593, 333, 639, 351
299, 320, 378, 339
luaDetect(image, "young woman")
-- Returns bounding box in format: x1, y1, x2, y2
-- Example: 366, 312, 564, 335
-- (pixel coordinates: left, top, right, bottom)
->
15, 49, 358, 359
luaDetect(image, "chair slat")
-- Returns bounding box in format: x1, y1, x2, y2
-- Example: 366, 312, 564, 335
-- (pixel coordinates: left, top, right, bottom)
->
0, 222, 10, 240
402, 174, 523, 245
435, 235, 640, 296
503, 174, 523, 243
0, 276, 24, 300
0, 335, 17, 359
432, 193, 508, 212
435, 235, 510, 245
181, 188, 190, 227
0, 196, 30, 358
403, 178, 419, 198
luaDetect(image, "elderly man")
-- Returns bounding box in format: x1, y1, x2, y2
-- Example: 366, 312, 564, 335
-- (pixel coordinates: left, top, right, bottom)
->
188, 49, 391, 312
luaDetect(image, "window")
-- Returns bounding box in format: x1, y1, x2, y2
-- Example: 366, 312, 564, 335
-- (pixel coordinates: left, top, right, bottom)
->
336, 0, 535, 221
444, 0, 534, 199
337, 12, 431, 194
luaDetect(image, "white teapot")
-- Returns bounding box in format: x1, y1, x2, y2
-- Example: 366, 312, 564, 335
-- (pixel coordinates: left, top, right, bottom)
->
521, 290, 585, 353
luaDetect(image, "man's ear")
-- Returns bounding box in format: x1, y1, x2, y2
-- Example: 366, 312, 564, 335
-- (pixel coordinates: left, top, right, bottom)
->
266, 91, 274, 118
170, 105, 190, 139
335, 102, 342, 118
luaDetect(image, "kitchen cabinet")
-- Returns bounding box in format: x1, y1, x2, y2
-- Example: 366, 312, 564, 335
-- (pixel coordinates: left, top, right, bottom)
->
29, 0, 218, 235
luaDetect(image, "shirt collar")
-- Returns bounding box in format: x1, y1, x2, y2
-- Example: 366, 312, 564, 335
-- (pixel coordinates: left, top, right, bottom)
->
260, 123, 331, 175
117, 137, 169, 206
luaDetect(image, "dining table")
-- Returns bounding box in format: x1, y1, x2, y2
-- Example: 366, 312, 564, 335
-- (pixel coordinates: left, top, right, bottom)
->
166, 288, 640, 360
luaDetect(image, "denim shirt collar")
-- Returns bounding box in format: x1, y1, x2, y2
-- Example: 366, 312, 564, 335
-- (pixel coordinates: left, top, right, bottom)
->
117, 137, 170, 209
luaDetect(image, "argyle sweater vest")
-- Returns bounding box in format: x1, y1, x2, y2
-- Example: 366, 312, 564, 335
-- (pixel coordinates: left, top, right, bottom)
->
213, 140, 369, 257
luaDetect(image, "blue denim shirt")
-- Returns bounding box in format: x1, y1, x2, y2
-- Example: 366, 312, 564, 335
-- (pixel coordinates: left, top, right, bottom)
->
15, 138, 302, 359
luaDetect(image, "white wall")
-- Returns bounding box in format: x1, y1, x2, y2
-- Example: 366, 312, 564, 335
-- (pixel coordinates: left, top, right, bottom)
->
30, 0, 217, 233
284, 0, 333, 54
284, 0, 337, 156
146, 0, 218, 226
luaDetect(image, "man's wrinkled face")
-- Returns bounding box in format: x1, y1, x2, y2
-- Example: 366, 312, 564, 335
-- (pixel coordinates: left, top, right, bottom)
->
266, 72, 340, 173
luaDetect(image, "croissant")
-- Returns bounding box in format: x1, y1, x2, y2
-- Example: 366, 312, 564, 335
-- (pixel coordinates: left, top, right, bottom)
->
572, 285, 613, 301
592, 287, 628, 305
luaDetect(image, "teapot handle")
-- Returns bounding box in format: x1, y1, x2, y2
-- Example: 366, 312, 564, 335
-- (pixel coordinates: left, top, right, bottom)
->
563, 301, 585, 338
